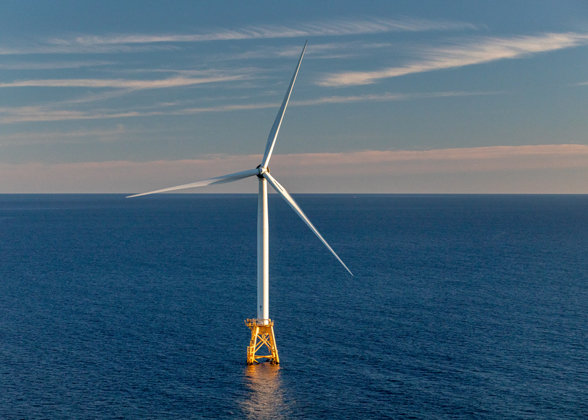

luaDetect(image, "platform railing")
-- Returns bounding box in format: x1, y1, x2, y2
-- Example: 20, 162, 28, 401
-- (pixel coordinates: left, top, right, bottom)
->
245, 318, 273, 327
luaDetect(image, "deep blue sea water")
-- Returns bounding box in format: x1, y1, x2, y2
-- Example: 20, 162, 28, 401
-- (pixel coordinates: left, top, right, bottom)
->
1, 194, 587, 419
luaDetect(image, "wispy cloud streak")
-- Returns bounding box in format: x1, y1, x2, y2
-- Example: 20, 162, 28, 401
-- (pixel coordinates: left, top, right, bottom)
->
209, 42, 393, 61
0, 75, 243, 89
179, 91, 496, 114
319, 32, 588, 86
66, 18, 475, 46
291, 90, 501, 106
0, 90, 497, 124
0, 106, 155, 124
0, 17, 474, 55
0, 126, 128, 146
0, 43, 174, 55
0, 60, 112, 70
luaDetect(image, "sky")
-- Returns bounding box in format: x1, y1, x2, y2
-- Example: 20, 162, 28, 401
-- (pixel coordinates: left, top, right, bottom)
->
1, 0, 588, 193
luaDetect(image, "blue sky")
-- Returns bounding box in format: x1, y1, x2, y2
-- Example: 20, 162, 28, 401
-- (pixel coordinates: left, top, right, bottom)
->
1, 0, 588, 193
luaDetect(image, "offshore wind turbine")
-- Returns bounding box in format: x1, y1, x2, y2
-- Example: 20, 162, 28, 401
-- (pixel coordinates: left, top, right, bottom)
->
127, 42, 352, 365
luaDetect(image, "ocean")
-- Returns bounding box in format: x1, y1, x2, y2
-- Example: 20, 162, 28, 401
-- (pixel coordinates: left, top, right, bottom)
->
1, 194, 587, 419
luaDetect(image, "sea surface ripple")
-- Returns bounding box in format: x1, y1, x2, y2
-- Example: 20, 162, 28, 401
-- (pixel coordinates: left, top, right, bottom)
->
0, 194, 587, 419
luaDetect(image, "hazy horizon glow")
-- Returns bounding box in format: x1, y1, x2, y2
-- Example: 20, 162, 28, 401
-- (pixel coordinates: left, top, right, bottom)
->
2, 144, 586, 194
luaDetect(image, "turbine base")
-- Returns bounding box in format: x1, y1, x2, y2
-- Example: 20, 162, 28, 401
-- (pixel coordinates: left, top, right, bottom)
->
245, 319, 280, 365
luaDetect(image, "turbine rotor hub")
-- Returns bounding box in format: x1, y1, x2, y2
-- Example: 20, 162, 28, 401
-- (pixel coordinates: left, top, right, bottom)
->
256, 166, 269, 179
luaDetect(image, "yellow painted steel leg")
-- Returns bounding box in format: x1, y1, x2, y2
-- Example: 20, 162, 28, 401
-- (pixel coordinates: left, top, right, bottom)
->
245, 319, 280, 365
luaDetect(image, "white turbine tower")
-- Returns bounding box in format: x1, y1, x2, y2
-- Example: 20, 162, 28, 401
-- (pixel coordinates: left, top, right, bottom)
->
128, 42, 352, 364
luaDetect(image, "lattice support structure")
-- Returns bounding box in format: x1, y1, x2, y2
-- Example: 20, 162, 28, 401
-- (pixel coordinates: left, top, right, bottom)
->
245, 319, 280, 365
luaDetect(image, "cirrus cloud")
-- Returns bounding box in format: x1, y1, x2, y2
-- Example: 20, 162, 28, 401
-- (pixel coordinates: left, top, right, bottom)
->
0, 17, 476, 55
66, 17, 475, 46
319, 32, 588, 86
0, 75, 243, 89
0, 90, 498, 124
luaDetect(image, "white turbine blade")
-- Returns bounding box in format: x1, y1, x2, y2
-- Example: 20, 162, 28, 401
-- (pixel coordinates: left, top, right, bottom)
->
126, 168, 259, 198
260, 41, 307, 169
263, 172, 353, 276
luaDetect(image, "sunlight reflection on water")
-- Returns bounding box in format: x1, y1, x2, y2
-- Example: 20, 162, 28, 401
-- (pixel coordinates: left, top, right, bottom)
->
241, 364, 289, 419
